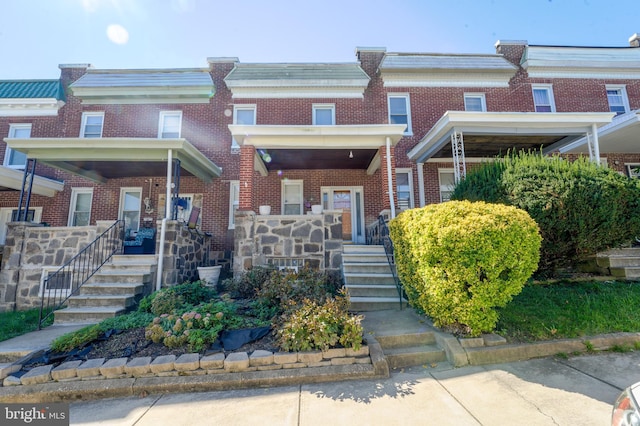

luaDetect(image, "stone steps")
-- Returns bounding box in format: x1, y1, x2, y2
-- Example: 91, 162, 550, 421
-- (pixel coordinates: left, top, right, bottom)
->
53, 306, 127, 323
596, 248, 640, 280
346, 284, 399, 298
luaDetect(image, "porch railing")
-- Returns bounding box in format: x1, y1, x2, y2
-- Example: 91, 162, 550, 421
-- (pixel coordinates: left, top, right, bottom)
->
38, 220, 125, 329
366, 215, 405, 309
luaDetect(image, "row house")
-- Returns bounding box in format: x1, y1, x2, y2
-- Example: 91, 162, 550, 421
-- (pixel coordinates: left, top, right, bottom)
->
1, 35, 640, 313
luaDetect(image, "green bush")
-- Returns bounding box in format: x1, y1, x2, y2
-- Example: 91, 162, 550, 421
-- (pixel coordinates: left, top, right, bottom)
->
143, 281, 216, 316
221, 266, 276, 299
390, 200, 541, 336
452, 152, 640, 274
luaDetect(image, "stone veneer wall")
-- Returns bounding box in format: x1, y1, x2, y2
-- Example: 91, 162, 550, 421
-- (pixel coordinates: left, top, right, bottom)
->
233, 211, 343, 275
159, 220, 210, 287
0, 221, 117, 311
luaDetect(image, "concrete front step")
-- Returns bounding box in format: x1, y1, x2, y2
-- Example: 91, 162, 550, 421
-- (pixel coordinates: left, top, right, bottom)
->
344, 272, 395, 286
67, 294, 137, 308
610, 267, 640, 279
343, 245, 385, 254
54, 306, 127, 324
349, 296, 407, 311
89, 271, 151, 284
384, 345, 447, 369
80, 283, 145, 296
599, 247, 640, 257
597, 256, 640, 268
342, 253, 390, 263
343, 262, 392, 274
345, 284, 399, 298
375, 331, 437, 348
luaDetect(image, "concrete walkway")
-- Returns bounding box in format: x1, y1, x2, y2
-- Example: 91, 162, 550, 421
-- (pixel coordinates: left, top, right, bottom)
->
0, 323, 87, 362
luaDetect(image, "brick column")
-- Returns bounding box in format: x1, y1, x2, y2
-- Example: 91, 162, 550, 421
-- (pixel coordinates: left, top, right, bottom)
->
239, 145, 255, 210
378, 145, 397, 213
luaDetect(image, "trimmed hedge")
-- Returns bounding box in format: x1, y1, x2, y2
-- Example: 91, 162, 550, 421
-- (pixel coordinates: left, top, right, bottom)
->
390, 201, 541, 336
452, 152, 640, 274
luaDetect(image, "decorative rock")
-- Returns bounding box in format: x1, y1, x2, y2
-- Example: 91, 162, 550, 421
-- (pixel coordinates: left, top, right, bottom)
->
322, 348, 346, 359
273, 352, 298, 365
249, 350, 274, 366
331, 357, 355, 366
77, 358, 105, 378
346, 346, 370, 357
3, 375, 22, 386
51, 360, 82, 381
150, 355, 176, 373
100, 358, 128, 378
224, 352, 250, 371
175, 353, 200, 371
21, 365, 53, 385
483, 334, 507, 347
298, 351, 323, 364
125, 357, 152, 377
200, 353, 225, 369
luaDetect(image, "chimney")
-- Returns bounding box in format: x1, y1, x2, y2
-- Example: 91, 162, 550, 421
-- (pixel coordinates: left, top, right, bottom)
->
629, 33, 640, 47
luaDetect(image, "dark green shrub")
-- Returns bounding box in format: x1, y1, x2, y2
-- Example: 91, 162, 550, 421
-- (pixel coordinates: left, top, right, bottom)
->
390, 200, 541, 336
147, 281, 216, 316
452, 152, 640, 274
221, 266, 276, 299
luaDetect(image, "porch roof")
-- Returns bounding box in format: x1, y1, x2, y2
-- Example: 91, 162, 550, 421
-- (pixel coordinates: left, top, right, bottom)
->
558, 110, 640, 154
407, 111, 615, 163
3, 137, 222, 183
0, 166, 64, 197
229, 124, 406, 172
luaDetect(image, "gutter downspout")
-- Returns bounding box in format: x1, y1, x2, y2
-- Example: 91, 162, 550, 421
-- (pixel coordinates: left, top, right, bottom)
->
386, 137, 396, 219
156, 149, 172, 292
591, 123, 601, 165
417, 162, 425, 207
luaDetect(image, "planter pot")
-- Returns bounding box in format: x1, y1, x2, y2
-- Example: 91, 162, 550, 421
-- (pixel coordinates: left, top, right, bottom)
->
311, 204, 323, 214
259, 205, 271, 215
197, 265, 222, 288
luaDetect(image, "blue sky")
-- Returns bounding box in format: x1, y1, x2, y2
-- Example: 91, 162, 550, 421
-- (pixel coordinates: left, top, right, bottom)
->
1, 0, 638, 79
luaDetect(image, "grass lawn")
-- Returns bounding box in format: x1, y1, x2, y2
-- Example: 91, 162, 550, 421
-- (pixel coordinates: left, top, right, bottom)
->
496, 280, 640, 343
0, 308, 51, 343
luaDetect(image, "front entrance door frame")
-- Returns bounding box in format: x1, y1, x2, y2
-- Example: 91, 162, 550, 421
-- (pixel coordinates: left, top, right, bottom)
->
321, 186, 365, 244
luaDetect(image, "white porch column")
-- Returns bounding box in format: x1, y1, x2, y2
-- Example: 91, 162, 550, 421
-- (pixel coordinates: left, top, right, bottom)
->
451, 131, 467, 184
588, 123, 601, 165
417, 162, 425, 207
156, 149, 173, 292
386, 136, 396, 219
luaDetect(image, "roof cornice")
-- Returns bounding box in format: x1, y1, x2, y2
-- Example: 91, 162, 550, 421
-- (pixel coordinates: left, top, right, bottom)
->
0, 99, 65, 117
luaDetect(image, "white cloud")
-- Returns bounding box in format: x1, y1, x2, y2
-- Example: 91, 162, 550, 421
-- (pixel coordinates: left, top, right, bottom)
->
106, 24, 129, 45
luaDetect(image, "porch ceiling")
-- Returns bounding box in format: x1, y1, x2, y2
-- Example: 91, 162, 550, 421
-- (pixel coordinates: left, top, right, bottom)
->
408, 111, 615, 162
0, 165, 64, 197
3, 138, 222, 183
559, 110, 640, 154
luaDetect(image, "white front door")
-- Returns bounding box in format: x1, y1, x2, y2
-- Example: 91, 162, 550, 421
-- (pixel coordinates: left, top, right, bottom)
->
0, 207, 42, 244
119, 188, 142, 235
321, 186, 365, 243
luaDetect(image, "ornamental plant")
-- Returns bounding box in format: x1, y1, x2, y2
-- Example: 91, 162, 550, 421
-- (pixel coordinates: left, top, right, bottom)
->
389, 200, 541, 336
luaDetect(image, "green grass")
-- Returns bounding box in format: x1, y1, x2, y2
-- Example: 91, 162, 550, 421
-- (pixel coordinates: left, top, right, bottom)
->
0, 308, 52, 342
496, 280, 640, 342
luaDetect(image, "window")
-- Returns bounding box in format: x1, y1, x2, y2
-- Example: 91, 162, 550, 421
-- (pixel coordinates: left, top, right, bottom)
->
606, 85, 629, 116
627, 164, 640, 179
282, 180, 303, 215
4, 124, 31, 168
158, 111, 182, 138
464, 93, 486, 112
173, 193, 194, 223
232, 105, 256, 150
119, 188, 142, 234
396, 168, 414, 211
229, 181, 240, 229
80, 112, 104, 138
387, 94, 412, 135
438, 169, 456, 202
532, 85, 555, 112
68, 188, 93, 226
312, 104, 335, 125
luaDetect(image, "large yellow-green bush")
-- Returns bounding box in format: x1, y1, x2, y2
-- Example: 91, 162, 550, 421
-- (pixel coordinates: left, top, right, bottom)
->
389, 201, 541, 336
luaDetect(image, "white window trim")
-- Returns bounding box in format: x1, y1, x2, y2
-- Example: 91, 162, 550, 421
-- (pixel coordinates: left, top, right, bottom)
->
606, 84, 630, 115
40, 266, 74, 298
79, 112, 104, 138
627, 163, 640, 178
158, 111, 183, 138
312, 103, 336, 125
463, 93, 487, 112
4, 123, 31, 169
387, 94, 412, 135
68, 188, 94, 226
232, 105, 257, 151
281, 179, 304, 215
438, 168, 456, 202
396, 168, 414, 211
531, 84, 556, 113
229, 180, 240, 229
174, 193, 195, 223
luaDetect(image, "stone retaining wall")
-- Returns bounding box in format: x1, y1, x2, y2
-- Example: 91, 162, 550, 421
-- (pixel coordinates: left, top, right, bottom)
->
159, 221, 210, 287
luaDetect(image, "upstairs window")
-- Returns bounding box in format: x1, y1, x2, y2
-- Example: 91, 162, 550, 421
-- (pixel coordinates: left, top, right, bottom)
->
532, 85, 555, 112
80, 112, 104, 138
606, 85, 630, 116
158, 111, 182, 138
464, 93, 487, 112
232, 105, 256, 151
387, 94, 412, 135
312, 104, 335, 125
4, 124, 31, 168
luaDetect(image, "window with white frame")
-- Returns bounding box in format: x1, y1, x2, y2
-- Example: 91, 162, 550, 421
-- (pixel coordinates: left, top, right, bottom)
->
606, 85, 630, 116
4, 123, 31, 168
232, 105, 256, 150
464, 93, 487, 112
158, 111, 182, 138
532, 85, 555, 112
438, 169, 456, 202
282, 179, 303, 215
387, 94, 412, 135
119, 188, 142, 235
312, 104, 335, 125
396, 168, 414, 211
68, 188, 93, 226
627, 163, 640, 179
80, 112, 104, 138
173, 193, 194, 223
229, 181, 240, 229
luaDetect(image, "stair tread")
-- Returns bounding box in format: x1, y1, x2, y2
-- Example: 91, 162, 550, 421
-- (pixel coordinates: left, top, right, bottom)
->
70, 294, 134, 300
384, 344, 444, 355
83, 282, 143, 287
346, 284, 397, 288
344, 272, 394, 277
350, 296, 406, 302
56, 306, 126, 313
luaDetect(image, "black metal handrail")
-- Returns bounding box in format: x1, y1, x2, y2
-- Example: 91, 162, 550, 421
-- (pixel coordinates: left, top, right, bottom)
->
366, 215, 405, 309
38, 220, 125, 329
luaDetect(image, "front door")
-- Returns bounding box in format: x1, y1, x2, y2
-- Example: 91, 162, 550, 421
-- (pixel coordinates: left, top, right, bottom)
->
321, 186, 365, 244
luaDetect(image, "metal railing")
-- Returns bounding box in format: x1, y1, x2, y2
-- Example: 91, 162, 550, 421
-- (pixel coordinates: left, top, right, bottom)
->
366, 215, 405, 309
38, 220, 125, 329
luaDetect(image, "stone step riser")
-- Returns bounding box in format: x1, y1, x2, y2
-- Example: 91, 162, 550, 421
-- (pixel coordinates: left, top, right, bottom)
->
611, 267, 640, 279
344, 275, 395, 285
376, 332, 436, 349
386, 349, 447, 369
80, 284, 144, 296
343, 264, 392, 274
349, 301, 406, 311
343, 255, 390, 264
54, 310, 124, 324
98, 265, 155, 274
67, 296, 136, 308
88, 273, 150, 285
598, 257, 640, 268
599, 248, 640, 257
345, 286, 399, 298
343, 245, 385, 254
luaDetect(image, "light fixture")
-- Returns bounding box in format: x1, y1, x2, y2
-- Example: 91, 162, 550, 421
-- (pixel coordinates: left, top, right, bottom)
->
349, 150, 353, 159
